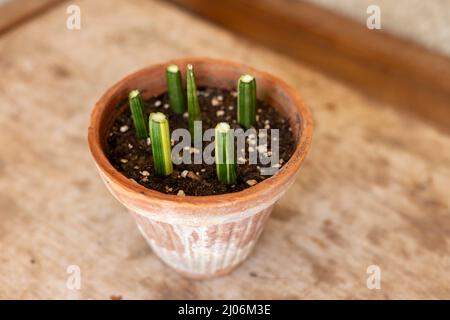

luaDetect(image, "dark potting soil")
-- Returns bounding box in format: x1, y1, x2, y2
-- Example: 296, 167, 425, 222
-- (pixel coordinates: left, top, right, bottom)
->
106, 87, 296, 196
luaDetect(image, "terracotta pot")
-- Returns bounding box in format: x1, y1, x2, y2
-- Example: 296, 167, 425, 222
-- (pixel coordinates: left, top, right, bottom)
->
88, 57, 313, 278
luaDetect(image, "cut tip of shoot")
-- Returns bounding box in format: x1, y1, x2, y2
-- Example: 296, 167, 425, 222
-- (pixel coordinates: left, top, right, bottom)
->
216, 122, 231, 133
129, 89, 140, 99
187, 64, 193, 71
167, 64, 179, 73
240, 74, 254, 83
150, 112, 167, 122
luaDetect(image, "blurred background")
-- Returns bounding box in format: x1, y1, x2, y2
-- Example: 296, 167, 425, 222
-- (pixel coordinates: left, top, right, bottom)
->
309, 0, 450, 55
0, 0, 449, 299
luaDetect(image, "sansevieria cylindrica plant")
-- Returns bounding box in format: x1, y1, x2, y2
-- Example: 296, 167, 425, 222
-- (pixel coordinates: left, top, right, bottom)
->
127, 68, 262, 185
215, 122, 237, 184
186, 64, 201, 138
128, 89, 148, 138
166, 64, 185, 114
237, 74, 256, 129
149, 112, 173, 176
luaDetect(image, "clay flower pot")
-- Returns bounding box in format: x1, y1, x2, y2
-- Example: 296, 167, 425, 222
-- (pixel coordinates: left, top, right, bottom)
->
88, 57, 313, 278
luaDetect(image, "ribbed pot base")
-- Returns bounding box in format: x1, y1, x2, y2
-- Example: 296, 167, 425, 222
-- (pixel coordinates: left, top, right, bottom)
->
131, 205, 273, 278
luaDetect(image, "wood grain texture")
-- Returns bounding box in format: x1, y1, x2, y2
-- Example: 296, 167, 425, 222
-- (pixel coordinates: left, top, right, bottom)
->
0, 0, 449, 299
167, 0, 450, 130
0, 0, 64, 35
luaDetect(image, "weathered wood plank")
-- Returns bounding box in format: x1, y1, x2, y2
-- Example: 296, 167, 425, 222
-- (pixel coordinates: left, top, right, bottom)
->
0, 0, 449, 299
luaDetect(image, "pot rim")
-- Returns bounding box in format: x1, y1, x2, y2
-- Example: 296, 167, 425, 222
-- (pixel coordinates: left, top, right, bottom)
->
88, 57, 313, 209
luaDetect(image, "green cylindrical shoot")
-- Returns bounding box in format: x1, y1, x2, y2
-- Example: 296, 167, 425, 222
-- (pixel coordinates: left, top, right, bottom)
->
237, 74, 256, 129
166, 64, 185, 114
149, 112, 173, 176
128, 89, 148, 138
186, 64, 201, 137
215, 122, 237, 184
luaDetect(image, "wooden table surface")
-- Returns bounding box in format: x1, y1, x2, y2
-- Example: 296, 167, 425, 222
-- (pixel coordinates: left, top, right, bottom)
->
0, 0, 449, 299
